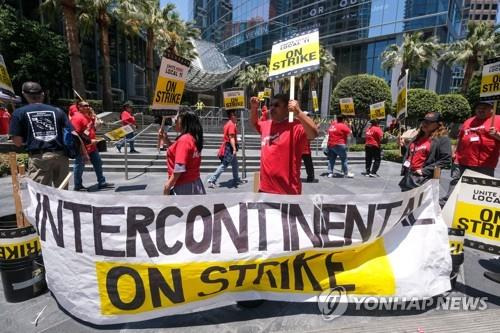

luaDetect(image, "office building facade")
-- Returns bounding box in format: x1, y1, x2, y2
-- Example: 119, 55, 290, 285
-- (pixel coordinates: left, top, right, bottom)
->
466, 0, 498, 23
192, 0, 466, 115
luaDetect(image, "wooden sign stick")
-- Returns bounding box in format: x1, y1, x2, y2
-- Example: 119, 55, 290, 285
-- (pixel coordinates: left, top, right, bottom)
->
9, 153, 24, 228
491, 101, 498, 127
289, 76, 295, 123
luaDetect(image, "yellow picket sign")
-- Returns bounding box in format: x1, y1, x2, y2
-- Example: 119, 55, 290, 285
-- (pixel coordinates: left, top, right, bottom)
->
312, 90, 319, 113
152, 53, 190, 111
370, 101, 386, 120
396, 70, 408, 119
263, 88, 272, 99
104, 125, 134, 141
0, 54, 14, 94
339, 97, 355, 116
480, 58, 500, 100
223, 90, 245, 110
268, 30, 320, 81
258, 91, 265, 102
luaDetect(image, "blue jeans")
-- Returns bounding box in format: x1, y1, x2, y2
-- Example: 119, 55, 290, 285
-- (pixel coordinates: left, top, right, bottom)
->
74, 151, 106, 188
208, 154, 240, 184
116, 132, 135, 151
328, 145, 349, 175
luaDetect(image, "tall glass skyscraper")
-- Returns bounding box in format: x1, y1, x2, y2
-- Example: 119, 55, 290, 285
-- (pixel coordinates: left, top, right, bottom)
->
192, 0, 465, 114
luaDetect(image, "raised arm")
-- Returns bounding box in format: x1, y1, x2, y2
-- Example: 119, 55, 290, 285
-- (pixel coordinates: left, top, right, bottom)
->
249, 96, 260, 131
289, 100, 319, 140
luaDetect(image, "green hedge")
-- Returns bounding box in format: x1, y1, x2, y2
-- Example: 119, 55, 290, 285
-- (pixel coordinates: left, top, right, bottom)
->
382, 150, 403, 163
349, 142, 399, 152
439, 94, 471, 123
407, 89, 440, 120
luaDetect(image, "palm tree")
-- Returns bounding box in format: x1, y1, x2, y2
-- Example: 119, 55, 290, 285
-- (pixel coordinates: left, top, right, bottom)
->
155, 11, 200, 60
297, 46, 336, 103
41, 0, 86, 98
441, 21, 500, 93
381, 32, 442, 80
124, 0, 177, 102
78, 0, 140, 111
234, 64, 268, 97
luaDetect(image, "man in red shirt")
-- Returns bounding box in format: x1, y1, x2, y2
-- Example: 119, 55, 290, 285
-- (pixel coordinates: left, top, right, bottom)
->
250, 94, 318, 194
441, 101, 500, 206
364, 119, 384, 177
327, 114, 354, 178
207, 110, 243, 188
116, 101, 139, 153
68, 101, 79, 119
71, 100, 114, 191
0, 102, 10, 135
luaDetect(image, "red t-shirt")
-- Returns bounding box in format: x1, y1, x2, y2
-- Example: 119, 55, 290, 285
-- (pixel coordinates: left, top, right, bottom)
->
260, 105, 269, 121
121, 110, 136, 126
71, 112, 97, 153
68, 104, 78, 118
167, 133, 202, 186
455, 115, 500, 169
303, 140, 311, 155
218, 120, 238, 157
0, 108, 11, 135
255, 119, 307, 194
365, 125, 383, 148
328, 121, 351, 147
407, 137, 432, 171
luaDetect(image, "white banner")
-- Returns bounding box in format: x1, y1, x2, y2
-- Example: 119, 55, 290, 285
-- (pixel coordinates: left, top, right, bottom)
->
22, 180, 451, 325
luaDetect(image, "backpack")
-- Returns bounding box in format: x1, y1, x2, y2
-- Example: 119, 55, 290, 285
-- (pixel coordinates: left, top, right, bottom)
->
62, 126, 81, 159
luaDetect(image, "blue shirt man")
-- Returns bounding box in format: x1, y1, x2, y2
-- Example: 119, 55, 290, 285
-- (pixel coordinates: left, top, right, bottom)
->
10, 82, 70, 187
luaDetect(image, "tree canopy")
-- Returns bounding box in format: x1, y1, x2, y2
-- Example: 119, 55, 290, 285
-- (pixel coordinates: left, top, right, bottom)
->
407, 88, 440, 120
439, 94, 471, 123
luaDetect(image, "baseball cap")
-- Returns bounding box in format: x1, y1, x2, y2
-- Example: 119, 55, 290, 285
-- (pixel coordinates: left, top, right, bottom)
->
122, 100, 133, 107
22, 82, 43, 94
475, 101, 495, 108
419, 112, 442, 122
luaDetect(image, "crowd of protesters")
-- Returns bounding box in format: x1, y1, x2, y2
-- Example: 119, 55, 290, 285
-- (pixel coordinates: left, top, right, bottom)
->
3, 81, 499, 203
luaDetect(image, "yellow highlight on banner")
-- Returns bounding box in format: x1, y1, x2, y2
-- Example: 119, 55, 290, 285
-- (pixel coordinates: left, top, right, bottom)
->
96, 240, 395, 315
452, 201, 500, 242
0, 237, 41, 261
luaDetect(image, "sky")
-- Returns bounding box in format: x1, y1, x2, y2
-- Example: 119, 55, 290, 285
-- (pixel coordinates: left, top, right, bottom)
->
161, 0, 190, 21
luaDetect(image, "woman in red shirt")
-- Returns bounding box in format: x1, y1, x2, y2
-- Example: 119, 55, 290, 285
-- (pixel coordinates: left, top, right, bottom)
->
164, 111, 205, 195
116, 102, 139, 153
399, 112, 451, 191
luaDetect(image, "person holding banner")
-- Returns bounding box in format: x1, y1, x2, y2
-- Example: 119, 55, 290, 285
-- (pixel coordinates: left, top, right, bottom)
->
326, 115, 354, 178
0, 101, 10, 135
72, 101, 114, 191
250, 94, 318, 194
163, 111, 205, 195
116, 102, 139, 153
399, 112, 451, 192
207, 110, 243, 188
440, 101, 500, 206
363, 119, 383, 177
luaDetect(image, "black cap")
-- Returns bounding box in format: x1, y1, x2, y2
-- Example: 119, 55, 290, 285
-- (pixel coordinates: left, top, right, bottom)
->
419, 112, 442, 122
22, 81, 43, 94
475, 101, 494, 108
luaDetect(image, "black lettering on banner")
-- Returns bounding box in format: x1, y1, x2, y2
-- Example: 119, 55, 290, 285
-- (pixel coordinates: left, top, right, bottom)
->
399, 196, 416, 222
185, 205, 212, 254
106, 266, 145, 310
127, 207, 159, 258
281, 204, 290, 251
26, 239, 39, 256
198, 266, 229, 297
293, 253, 323, 291
480, 208, 500, 224
247, 202, 281, 251
343, 204, 375, 245
148, 268, 185, 307
212, 203, 248, 253
93, 206, 126, 257
458, 217, 469, 230
325, 253, 356, 292
288, 204, 321, 250
376, 201, 403, 237
321, 204, 345, 247
63, 201, 92, 253
35, 193, 42, 233
253, 261, 279, 288
156, 207, 183, 255
229, 264, 257, 287
40, 196, 64, 248
280, 260, 290, 289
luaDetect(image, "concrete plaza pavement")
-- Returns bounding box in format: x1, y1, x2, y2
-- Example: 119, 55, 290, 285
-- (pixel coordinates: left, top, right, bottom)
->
1, 160, 500, 332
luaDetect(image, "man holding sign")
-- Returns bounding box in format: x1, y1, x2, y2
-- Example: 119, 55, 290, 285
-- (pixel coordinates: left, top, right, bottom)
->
250, 94, 318, 194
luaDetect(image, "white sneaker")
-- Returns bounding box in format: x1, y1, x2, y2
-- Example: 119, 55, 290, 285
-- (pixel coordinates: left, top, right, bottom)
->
327, 173, 334, 178
207, 181, 215, 188
345, 172, 354, 178
369, 173, 380, 178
